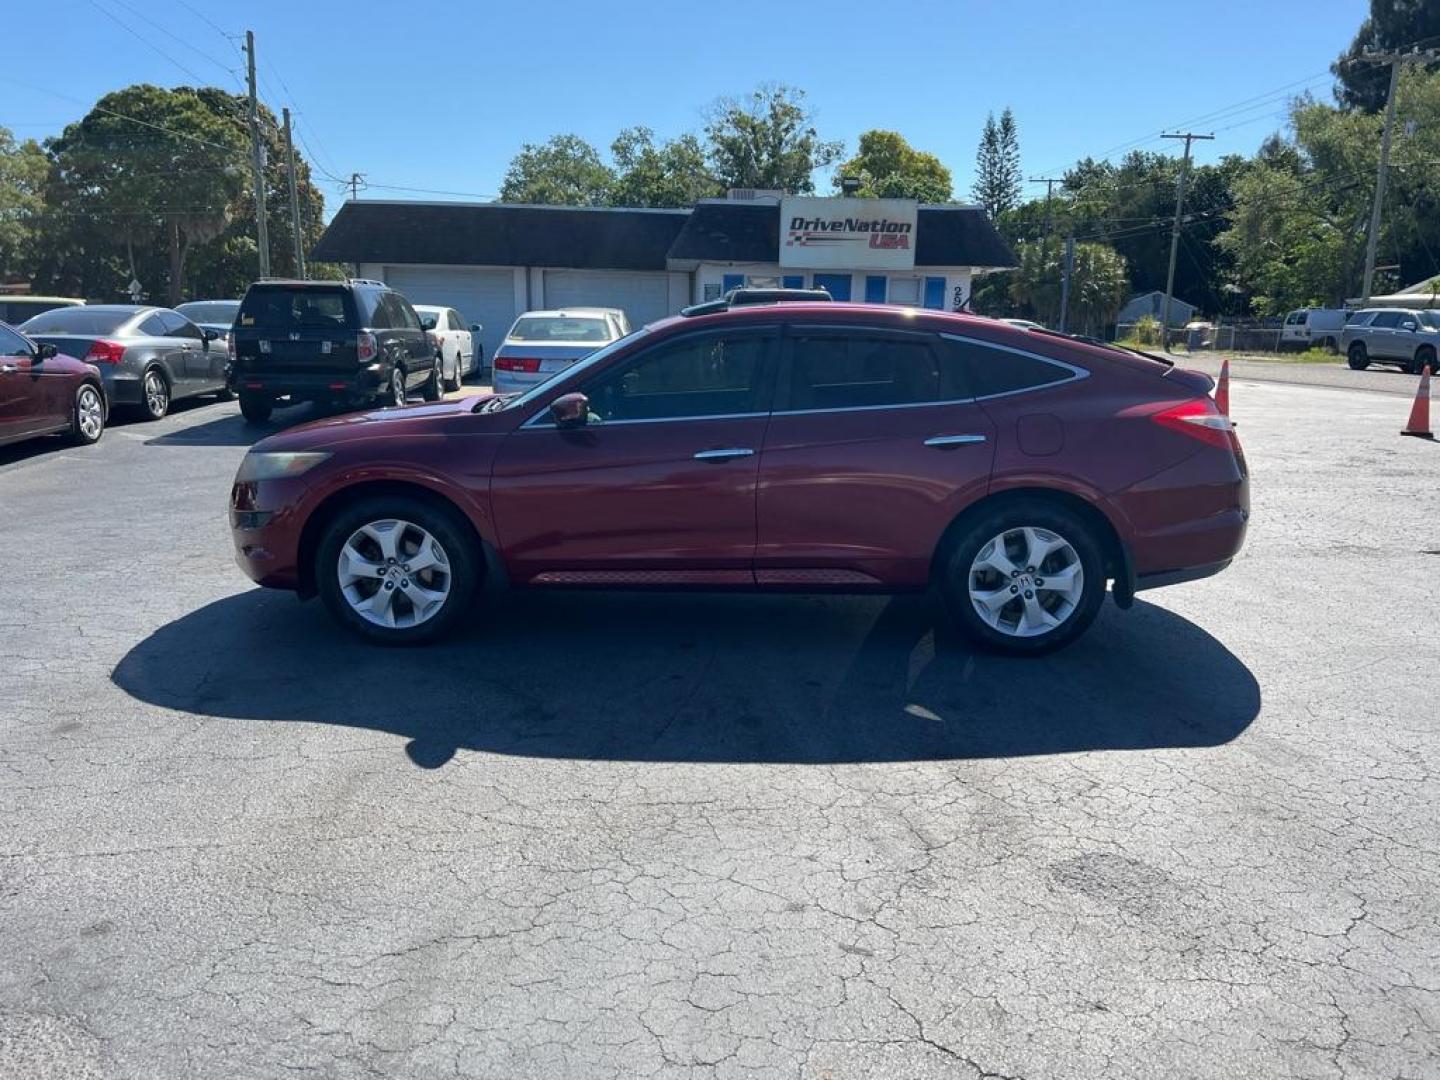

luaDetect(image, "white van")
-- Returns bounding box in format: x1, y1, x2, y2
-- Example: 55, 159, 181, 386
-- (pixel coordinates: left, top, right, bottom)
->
1280, 308, 1347, 352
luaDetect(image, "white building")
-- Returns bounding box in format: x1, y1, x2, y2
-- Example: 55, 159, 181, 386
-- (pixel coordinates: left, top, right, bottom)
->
311, 193, 1016, 361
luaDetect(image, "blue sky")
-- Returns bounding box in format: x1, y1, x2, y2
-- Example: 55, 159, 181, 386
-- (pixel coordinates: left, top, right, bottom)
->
5, 0, 1366, 215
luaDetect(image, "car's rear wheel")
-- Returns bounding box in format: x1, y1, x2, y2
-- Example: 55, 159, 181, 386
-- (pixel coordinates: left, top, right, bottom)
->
239, 393, 273, 424
1412, 345, 1436, 376
137, 367, 170, 421
316, 496, 479, 644
70, 383, 105, 445
1347, 342, 1370, 370
387, 366, 407, 407
940, 500, 1106, 656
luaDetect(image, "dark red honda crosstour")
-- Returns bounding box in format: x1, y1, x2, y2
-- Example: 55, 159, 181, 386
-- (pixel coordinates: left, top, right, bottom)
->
229, 299, 1247, 655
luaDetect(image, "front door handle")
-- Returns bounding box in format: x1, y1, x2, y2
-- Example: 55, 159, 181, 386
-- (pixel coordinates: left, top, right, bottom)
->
924, 434, 987, 448
0, 363, 18, 374
693, 448, 755, 462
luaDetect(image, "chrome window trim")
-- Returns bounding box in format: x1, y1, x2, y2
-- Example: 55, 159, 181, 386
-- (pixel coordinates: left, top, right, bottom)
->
770, 397, 976, 418
522, 409, 770, 431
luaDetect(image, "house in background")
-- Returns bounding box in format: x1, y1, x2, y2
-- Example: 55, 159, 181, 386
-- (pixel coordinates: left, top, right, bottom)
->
310, 193, 1016, 361
1116, 290, 1198, 327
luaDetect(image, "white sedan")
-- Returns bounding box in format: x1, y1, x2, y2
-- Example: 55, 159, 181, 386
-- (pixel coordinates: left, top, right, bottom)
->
414, 305, 479, 392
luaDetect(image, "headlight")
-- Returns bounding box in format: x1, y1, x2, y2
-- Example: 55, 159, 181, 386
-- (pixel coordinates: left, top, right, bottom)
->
235, 451, 332, 482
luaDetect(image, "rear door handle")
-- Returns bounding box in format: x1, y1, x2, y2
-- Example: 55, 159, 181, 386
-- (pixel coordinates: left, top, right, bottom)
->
693, 448, 755, 462
924, 434, 987, 448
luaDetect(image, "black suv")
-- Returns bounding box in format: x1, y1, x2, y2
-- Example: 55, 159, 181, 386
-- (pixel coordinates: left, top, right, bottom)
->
229, 279, 439, 423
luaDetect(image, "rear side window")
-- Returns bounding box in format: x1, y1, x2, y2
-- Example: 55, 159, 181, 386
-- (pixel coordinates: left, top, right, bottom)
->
1347, 311, 1374, 326
389, 295, 421, 331
157, 311, 201, 339
239, 287, 351, 330
1370, 312, 1401, 328
139, 313, 169, 336
785, 333, 949, 411
944, 337, 1077, 398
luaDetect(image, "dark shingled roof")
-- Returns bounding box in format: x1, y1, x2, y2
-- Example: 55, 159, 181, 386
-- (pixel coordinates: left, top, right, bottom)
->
666, 201, 1016, 269
311, 201, 691, 271
311, 199, 1017, 272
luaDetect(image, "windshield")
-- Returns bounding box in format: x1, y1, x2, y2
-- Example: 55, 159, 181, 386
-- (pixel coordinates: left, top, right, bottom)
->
176, 301, 239, 325
20, 308, 135, 335
508, 316, 611, 343
500, 328, 650, 411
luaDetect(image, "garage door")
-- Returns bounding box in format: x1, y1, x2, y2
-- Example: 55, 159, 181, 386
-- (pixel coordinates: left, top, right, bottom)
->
382, 267, 517, 365
542, 270, 672, 328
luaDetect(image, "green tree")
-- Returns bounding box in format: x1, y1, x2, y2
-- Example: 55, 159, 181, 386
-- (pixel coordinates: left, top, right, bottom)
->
1333, 0, 1440, 112
832, 130, 952, 202
1008, 240, 1129, 336
704, 84, 843, 193
0, 127, 48, 283
609, 127, 721, 207
500, 134, 615, 205
972, 108, 1021, 219
41, 85, 248, 305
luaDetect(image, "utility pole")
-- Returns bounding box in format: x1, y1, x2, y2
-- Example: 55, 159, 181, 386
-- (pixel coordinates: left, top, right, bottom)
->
348, 173, 364, 202
1029, 177, 1061, 261
1359, 48, 1438, 304
1058, 235, 1075, 334
243, 31, 270, 279
1160, 132, 1213, 350
282, 108, 306, 279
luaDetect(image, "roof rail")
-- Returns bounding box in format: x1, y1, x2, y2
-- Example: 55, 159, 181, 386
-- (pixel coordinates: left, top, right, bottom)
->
680, 286, 834, 317
347, 278, 386, 288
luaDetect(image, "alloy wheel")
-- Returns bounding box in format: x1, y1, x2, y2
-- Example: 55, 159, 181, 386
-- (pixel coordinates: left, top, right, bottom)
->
391, 368, 406, 406
77, 386, 104, 440
967, 526, 1085, 638
337, 519, 452, 629
144, 370, 169, 418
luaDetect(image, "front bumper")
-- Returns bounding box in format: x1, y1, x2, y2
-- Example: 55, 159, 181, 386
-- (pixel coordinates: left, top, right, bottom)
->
230, 478, 311, 590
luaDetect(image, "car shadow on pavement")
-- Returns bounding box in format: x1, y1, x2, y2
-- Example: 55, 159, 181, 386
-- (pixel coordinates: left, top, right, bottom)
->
112, 589, 1260, 769
143, 402, 323, 446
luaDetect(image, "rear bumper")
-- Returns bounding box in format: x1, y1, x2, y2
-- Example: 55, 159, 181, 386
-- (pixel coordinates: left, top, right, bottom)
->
100, 369, 143, 405
229, 363, 386, 401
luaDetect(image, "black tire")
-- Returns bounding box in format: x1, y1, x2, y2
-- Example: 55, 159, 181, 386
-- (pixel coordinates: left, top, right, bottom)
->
69, 382, 105, 446
1412, 346, 1436, 376
1347, 342, 1370, 371
239, 392, 273, 424
136, 367, 170, 421
386, 366, 407, 407
315, 495, 480, 645
421, 361, 442, 402
939, 498, 1107, 657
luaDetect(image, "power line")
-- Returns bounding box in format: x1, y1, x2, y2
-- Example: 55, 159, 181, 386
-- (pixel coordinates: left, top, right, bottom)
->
104, 0, 243, 87
85, 0, 210, 84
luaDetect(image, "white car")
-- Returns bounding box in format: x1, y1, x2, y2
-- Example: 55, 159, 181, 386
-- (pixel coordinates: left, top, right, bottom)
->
1280, 308, 1347, 352
413, 305, 479, 392
492, 308, 630, 394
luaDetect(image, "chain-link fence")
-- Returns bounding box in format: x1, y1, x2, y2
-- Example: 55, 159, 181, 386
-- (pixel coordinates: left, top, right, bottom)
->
1113, 321, 1288, 353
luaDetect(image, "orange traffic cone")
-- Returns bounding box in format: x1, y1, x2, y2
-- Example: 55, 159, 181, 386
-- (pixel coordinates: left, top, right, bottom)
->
1215, 357, 1230, 417
1401, 365, 1434, 440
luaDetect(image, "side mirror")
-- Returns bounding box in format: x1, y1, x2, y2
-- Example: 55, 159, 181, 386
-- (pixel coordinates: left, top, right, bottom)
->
470, 324, 481, 333
36, 342, 57, 360
549, 392, 590, 428
1402, 321, 1418, 332
203, 328, 221, 342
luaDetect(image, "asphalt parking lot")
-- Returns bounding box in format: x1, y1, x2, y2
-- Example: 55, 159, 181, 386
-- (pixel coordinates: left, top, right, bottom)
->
1, 375, 1437, 1079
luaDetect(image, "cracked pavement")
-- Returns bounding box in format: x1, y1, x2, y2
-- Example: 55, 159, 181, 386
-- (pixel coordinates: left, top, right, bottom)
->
1, 380, 1437, 1078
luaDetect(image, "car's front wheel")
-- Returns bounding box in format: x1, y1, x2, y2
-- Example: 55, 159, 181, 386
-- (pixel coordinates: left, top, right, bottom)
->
316, 496, 480, 644
70, 383, 105, 445
1347, 342, 1370, 370
421, 361, 442, 402
940, 500, 1106, 656
1413, 345, 1436, 376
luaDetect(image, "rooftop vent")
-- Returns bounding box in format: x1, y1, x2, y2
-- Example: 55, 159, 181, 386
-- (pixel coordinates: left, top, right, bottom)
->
726, 188, 784, 202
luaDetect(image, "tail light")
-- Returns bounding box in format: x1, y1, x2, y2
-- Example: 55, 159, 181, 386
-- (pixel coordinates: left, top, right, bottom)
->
84, 340, 126, 364
1151, 398, 1240, 453
425, 330, 438, 351
357, 331, 378, 362
495, 356, 541, 373
225, 331, 234, 359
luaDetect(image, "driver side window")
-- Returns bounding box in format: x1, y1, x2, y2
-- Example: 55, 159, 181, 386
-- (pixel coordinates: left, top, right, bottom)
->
582, 333, 771, 423
0, 324, 31, 356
